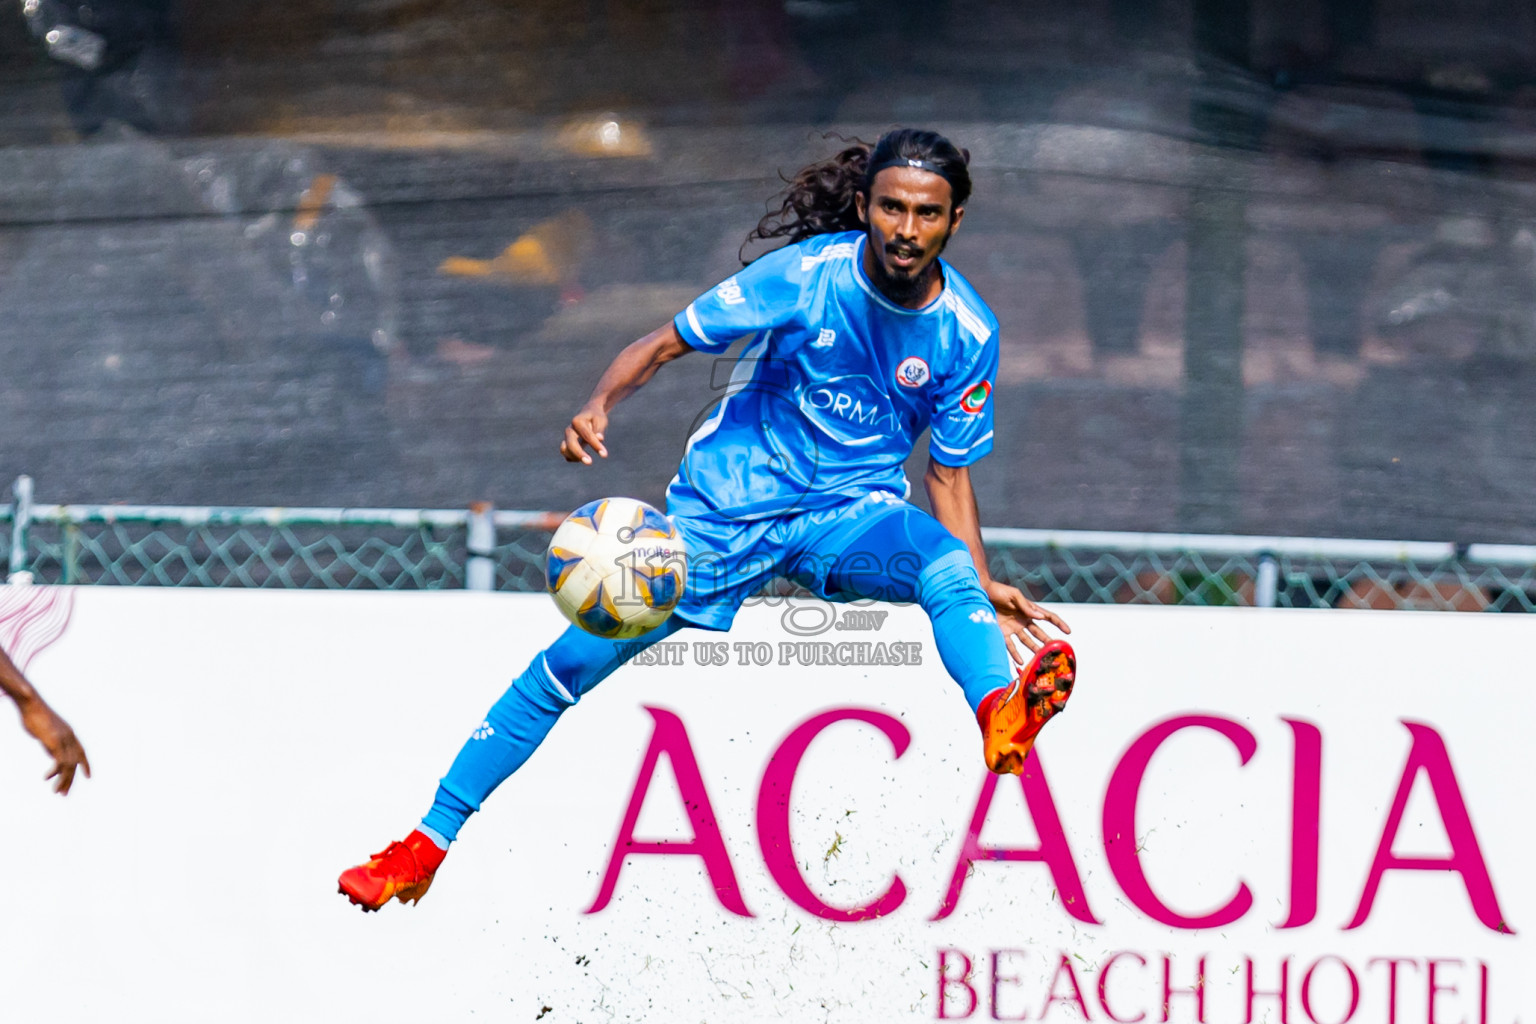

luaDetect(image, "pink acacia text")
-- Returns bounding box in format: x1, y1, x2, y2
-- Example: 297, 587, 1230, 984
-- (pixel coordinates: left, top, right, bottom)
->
585, 707, 1513, 934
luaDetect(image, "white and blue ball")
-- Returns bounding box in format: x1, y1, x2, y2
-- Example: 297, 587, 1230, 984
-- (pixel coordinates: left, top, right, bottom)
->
545, 497, 687, 639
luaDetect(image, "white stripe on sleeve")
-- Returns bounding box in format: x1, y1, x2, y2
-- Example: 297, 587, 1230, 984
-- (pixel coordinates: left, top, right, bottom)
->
685, 304, 718, 348
932, 430, 994, 456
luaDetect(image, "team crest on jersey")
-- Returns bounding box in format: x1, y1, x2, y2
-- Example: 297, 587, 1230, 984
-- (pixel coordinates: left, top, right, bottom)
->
895, 356, 930, 388
959, 379, 992, 413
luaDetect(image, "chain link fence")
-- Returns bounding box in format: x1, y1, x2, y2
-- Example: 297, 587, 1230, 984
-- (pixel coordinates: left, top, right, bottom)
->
3, 478, 1533, 611
987, 538, 1536, 612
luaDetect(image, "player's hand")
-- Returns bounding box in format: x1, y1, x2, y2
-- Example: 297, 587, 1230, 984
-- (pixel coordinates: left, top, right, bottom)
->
985, 580, 1071, 666
19, 699, 90, 795
561, 404, 609, 464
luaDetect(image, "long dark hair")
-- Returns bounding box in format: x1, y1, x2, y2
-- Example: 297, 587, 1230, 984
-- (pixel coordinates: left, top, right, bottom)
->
744, 129, 972, 259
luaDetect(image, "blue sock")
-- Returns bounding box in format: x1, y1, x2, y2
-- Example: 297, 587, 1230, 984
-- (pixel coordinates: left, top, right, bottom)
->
825, 508, 1016, 714
917, 550, 1015, 712
419, 617, 687, 843
420, 654, 574, 843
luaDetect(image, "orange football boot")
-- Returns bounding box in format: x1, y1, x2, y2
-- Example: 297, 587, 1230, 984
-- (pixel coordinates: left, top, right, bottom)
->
337, 829, 447, 911
976, 639, 1076, 774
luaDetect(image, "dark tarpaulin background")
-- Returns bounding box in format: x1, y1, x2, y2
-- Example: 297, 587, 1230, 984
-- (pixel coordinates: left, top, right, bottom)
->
3, 0, 1536, 543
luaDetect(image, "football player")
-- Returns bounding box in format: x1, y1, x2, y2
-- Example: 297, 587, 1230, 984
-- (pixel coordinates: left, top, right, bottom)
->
340, 128, 1075, 910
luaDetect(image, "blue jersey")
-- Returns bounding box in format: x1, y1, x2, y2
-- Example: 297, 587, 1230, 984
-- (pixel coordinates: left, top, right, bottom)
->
668, 231, 1000, 521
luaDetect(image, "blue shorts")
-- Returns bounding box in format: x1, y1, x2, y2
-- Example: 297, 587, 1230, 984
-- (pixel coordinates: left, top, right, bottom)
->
668, 490, 968, 631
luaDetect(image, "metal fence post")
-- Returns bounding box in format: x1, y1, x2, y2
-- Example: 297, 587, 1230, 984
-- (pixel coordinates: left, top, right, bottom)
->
8, 475, 34, 584
466, 501, 495, 591
1255, 551, 1279, 608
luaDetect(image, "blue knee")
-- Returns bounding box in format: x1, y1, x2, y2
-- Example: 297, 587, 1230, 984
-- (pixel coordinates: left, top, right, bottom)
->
537, 618, 685, 705
501, 654, 577, 719
539, 627, 623, 704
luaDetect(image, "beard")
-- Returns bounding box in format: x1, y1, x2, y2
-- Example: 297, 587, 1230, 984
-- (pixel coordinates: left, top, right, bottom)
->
866, 226, 952, 305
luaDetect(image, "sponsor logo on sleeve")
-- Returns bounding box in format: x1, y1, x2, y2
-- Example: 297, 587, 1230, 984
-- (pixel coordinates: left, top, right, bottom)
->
716, 276, 746, 305
959, 379, 992, 413
895, 356, 931, 388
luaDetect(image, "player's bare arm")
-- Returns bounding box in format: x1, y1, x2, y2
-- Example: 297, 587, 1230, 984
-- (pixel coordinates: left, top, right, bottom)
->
561, 322, 695, 464
924, 457, 1070, 662
0, 645, 90, 795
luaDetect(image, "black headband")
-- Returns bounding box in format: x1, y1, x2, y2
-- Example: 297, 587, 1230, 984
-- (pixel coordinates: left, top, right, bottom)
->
866, 155, 961, 190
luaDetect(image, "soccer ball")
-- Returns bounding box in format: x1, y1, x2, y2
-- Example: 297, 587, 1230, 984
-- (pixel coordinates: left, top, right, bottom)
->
545, 497, 688, 639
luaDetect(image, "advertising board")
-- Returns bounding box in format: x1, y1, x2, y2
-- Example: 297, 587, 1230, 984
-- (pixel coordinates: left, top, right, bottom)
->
0, 587, 1526, 1022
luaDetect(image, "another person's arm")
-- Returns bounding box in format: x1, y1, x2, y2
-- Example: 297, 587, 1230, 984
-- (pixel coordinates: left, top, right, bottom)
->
0, 645, 89, 794
925, 458, 1070, 664
561, 323, 694, 464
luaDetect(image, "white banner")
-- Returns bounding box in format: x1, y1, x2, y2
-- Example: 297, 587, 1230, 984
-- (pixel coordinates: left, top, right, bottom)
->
0, 587, 1527, 1023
